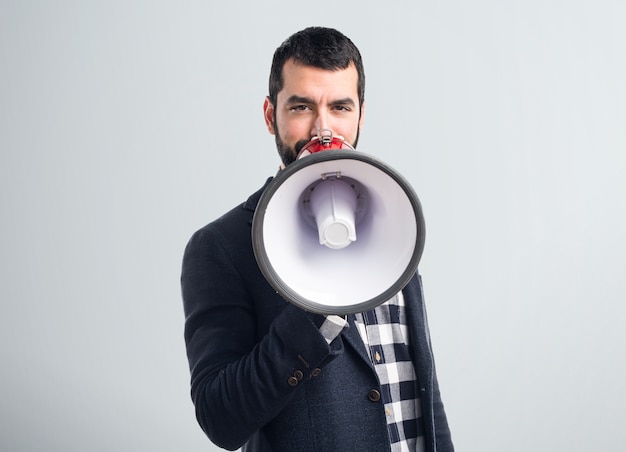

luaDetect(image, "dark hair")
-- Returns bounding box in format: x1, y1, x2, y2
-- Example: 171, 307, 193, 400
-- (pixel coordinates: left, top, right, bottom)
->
268, 27, 365, 107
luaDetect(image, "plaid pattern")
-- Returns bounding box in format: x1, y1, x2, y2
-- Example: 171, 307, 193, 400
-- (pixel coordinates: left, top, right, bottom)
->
354, 293, 425, 452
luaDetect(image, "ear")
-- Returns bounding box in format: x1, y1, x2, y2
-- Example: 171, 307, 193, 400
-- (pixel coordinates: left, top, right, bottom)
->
263, 97, 276, 135
358, 100, 366, 129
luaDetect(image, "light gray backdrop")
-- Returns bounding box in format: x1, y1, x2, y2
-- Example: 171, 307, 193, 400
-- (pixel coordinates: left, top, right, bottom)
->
1, 1, 625, 451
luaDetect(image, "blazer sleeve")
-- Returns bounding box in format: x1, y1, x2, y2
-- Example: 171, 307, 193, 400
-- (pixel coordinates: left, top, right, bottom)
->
407, 274, 455, 452
181, 222, 343, 451
431, 361, 454, 451
422, 282, 455, 452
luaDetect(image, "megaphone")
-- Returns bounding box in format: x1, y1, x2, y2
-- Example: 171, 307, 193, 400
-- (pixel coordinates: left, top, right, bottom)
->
252, 135, 425, 315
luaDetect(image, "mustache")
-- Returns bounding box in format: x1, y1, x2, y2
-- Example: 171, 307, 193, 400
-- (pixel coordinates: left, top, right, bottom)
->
294, 138, 313, 154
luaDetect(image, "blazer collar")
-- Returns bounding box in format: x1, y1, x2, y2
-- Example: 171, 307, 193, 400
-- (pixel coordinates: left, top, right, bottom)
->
243, 176, 274, 212
342, 314, 374, 368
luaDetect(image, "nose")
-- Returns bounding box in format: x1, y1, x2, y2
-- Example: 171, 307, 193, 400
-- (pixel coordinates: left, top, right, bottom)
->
311, 112, 331, 138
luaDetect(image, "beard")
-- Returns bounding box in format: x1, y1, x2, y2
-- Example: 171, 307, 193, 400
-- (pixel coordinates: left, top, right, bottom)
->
274, 132, 311, 167
274, 120, 361, 167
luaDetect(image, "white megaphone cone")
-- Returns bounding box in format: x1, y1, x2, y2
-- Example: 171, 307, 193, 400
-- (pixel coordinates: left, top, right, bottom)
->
252, 131, 425, 315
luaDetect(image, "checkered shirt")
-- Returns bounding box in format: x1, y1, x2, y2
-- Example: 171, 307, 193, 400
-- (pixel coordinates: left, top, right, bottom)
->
354, 293, 425, 452
316, 293, 424, 451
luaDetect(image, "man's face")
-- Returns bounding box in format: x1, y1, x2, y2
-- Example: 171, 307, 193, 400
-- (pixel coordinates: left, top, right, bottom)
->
263, 59, 365, 166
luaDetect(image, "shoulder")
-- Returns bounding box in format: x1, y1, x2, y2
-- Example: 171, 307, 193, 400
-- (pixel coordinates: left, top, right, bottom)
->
186, 177, 273, 252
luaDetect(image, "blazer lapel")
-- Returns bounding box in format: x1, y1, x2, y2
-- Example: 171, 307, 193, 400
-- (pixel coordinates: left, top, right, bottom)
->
342, 314, 374, 369
403, 275, 434, 391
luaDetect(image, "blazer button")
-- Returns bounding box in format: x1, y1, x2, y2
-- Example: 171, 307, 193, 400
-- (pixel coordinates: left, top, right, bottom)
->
368, 389, 381, 402
294, 370, 304, 381
288, 376, 299, 387
310, 368, 321, 378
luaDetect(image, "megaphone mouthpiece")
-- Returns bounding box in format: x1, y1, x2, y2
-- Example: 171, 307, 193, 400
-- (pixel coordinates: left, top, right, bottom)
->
297, 131, 355, 158
309, 177, 358, 249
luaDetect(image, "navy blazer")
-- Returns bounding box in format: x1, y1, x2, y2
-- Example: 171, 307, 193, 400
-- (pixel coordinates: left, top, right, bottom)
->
181, 178, 454, 451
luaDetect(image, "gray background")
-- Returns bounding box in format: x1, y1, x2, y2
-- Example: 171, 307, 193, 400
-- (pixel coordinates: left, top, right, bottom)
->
1, 1, 625, 451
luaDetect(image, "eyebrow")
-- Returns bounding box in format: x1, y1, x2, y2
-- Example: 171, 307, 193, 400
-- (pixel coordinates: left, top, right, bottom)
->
285, 95, 357, 107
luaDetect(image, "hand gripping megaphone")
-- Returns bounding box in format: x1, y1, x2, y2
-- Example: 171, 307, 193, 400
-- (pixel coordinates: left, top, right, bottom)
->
252, 131, 425, 315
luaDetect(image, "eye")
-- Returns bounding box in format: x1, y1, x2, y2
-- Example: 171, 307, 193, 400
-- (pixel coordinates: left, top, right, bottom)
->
290, 105, 310, 112
333, 105, 352, 112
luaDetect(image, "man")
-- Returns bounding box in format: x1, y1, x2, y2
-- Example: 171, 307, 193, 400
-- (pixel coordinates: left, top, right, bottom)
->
181, 27, 453, 451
